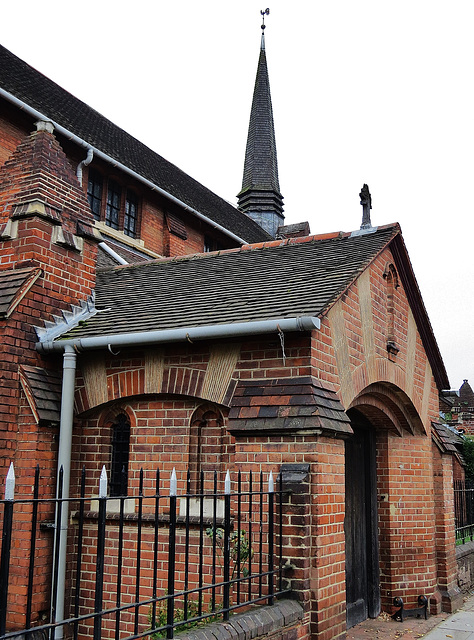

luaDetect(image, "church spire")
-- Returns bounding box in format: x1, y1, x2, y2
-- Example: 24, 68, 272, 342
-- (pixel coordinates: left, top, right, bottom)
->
237, 9, 284, 238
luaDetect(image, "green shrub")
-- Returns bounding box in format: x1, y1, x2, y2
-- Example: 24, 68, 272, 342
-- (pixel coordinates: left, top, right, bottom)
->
463, 436, 474, 481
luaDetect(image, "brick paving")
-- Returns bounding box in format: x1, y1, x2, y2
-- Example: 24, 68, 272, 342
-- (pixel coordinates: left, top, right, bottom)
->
347, 594, 474, 640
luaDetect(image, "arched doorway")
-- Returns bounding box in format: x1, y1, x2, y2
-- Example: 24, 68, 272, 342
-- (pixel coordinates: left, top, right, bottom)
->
344, 382, 427, 627
345, 409, 380, 628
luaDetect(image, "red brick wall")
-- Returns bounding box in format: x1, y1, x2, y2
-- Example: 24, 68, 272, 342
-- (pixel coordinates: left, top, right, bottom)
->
431, 441, 460, 611
2, 390, 57, 630
377, 431, 439, 609
69, 339, 343, 640
0, 112, 240, 260
0, 100, 34, 167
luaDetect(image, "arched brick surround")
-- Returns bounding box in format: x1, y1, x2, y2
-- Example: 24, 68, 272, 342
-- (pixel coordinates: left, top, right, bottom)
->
75, 361, 237, 415
347, 383, 442, 613
349, 382, 425, 435
188, 403, 228, 492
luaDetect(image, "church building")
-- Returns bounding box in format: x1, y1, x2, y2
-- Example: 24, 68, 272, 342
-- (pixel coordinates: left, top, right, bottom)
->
0, 19, 463, 640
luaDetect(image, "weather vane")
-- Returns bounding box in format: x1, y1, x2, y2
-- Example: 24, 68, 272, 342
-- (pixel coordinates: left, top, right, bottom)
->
261, 8, 270, 30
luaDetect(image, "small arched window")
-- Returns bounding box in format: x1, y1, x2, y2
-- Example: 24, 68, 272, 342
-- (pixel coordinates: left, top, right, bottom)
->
110, 413, 131, 497
189, 404, 225, 493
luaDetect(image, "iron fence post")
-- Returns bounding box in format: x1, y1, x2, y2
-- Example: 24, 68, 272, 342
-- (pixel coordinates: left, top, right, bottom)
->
268, 471, 274, 606
0, 463, 15, 637
151, 468, 160, 631
26, 465, 40, 629
93, 466, 107, 640
223, 471, 231, 620
51, 466, 64, 640
74, 467, 86, 640
167, 469, 177, 640
134, 469, 144, 636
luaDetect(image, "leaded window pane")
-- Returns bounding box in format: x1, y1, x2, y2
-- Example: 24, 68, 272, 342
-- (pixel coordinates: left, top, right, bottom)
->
110, 413, 131, 497
106, 180, 121, 230
87, 169, 103, 221
124, 190, 138, 237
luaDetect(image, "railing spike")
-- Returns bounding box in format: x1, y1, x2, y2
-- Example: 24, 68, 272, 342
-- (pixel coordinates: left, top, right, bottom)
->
170, 468, 177, 496
99, 466, 108, 499
268, 470, 274, 493
5, 463, 15, 500
225, 470, 231, 495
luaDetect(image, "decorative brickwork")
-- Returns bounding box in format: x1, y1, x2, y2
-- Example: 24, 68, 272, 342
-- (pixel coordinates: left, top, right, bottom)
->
0, 52, 462, 640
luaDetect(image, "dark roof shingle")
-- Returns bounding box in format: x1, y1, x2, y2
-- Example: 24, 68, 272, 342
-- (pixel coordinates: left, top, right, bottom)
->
0, 266, 42, 318
228, 376, 352, 436
0, 45, 271, 245
62, 225, 398, 339
19, 365, 62, 426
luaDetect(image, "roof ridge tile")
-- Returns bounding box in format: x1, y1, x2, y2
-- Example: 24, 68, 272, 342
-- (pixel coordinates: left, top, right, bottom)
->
99, 223, 401, 274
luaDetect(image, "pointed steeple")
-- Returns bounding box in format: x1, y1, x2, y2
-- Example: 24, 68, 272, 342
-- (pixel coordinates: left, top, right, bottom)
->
459, 380, 474, 407
237, 10, 284, 238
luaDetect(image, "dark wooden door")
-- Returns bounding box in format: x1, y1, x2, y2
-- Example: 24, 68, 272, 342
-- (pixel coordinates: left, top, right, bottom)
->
345, 415, 380, 628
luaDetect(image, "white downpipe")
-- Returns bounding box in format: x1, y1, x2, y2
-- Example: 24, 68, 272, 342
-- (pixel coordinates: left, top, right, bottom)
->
37, 316, 321, 354
76, 147, 93, 186
98, 242, 129, 265
52, 345, 77, 638
0, 88, 249, 245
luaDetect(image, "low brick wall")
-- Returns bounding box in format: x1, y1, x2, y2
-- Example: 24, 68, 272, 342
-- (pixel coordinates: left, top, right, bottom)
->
177, 600, 305, 640
457, 541, 474, 592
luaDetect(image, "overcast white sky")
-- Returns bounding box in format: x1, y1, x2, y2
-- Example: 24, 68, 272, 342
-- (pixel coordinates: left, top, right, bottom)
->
1, 1, 472, 391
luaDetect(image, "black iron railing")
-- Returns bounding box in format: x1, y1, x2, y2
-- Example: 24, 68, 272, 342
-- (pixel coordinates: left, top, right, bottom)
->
454, 480, 474, 544
0, 465, 287, 640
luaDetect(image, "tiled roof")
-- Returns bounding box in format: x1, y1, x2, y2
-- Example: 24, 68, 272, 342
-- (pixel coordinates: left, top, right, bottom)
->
0, 266, 42, 318
228, 376, 352, 436
431, 421, 464, 458
0, 45, 271, 245
61, 225, 399, 339
19, 365, 62, 426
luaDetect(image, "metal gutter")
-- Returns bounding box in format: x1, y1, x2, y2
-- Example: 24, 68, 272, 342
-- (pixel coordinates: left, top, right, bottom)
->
37, 316, 321, 353
0, 88, 249, 245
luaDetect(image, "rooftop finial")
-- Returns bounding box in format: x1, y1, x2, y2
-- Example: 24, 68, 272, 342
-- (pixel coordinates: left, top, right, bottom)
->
260, 8, 269, 49
359, 184, 372, 229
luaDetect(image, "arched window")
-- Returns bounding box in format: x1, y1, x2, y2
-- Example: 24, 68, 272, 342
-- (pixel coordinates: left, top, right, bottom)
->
189, 404, 225, 493
110, 413, 131, 497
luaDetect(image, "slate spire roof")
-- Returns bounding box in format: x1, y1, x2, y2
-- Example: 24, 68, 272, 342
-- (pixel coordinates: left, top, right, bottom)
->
237, 30, 284, 238
0, 45, 270, 245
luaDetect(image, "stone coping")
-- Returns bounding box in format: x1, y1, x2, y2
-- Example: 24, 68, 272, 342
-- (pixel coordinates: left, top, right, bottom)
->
176, 599, 304, 640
